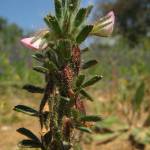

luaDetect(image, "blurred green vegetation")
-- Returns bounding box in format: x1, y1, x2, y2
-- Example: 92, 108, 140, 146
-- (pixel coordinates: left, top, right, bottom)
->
0, 18, 43, 89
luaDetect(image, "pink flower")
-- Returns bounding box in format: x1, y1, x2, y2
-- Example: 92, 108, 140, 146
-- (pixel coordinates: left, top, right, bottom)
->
21, 36, 48, 51
90, 11, 115, 37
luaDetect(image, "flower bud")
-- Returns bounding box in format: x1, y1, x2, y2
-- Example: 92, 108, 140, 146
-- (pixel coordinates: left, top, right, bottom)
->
90, 11, 115, 37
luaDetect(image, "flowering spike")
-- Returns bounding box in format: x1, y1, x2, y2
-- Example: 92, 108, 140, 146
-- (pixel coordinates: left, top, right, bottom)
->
17, 1, 115, 149
90, 11, 115, 37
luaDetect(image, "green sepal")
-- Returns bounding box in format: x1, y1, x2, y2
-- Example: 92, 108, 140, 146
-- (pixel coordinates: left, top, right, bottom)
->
76, 75, 85, 87
17, 128, 40, 143
54, 0, 62, 20
80, 115, 102, 122
13, 105, 39, 117
82, 75, 103, 88
74, 8, 87, 28
77, 126, 92, 133
18, 140, 42, 148
82, 60, 98, 69
23, 84, 44, 93
76, 25, 93, 44
80, 89, 94, 101
33, 66, 48, 74
44, 14, 62, 36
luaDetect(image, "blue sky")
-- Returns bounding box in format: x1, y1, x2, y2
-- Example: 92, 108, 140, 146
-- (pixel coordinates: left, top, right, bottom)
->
0, 0, 97, 30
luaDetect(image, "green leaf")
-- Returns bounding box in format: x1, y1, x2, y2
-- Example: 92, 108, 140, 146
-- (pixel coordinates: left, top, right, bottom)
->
23, 84, 44, 93
62, 0, 66, 7
80, 115, 102, 122
13, 105, 38, 117
74, 8, 87, 27
92, 133, 119, 145
44, 61, 58, 71
80, 89, 94, 101
61, 96, 70, 102
33, 66, 48, 73
54, 0, 62, 20
18, 140, 42, 148
43, 131, 52, 146
17, 128, 40, 143
76, 25, 93, 44
86, 5, 94, 17
32, 53, 45, 62
82, 60, 98, 69
77, 126, 92, 133
81, 47, 89, 53
44, 15, 62, 36
76, 75, 85, 87
46, 49, 59, 66
82, 75, 103, 88
96, 116, 122, 129
132, 82, 145, 112
57, 39, 72, 60
68, 0, 81, 12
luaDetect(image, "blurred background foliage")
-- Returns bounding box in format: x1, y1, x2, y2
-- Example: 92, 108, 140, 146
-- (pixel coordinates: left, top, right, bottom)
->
0, 0, 150, 149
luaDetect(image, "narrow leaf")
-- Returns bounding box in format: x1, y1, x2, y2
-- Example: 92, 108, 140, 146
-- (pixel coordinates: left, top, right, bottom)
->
23, 84, 44, 93
94, 133, 119, 145
68, 0, 81, 12
132, 82, 145, 112
77, 126, 92, 133
82, 75, 103, 88
57, 39, 72, 60
13, 105, 38, 117
43, 131, 52, 146
81, 47, 89, 53
44, 61, 58, 71
46, 50, 59, 66
86, 5, 94, 17
18, 140, 42, 148
80, 89, 94, 101
17, 128, 40, 143
76, 75, 85, 87
32, 53, 45, 62
61, 96, 70, 102
74, 8, 87, 27
54, 0, 62, 20
76, 25, 93, 44
80, 115, 102, 122
44, 15, 62, 36
33, 66, 48, 73
82, 60, 98, 69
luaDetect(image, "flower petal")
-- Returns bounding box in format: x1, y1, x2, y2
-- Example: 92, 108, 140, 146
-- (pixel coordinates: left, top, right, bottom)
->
90, 11, 115, 37
21, 36, 48, 50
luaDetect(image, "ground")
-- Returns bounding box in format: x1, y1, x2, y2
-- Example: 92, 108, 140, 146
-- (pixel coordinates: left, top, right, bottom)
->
0, 88, 150, 150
